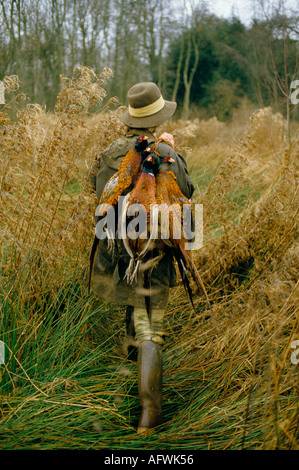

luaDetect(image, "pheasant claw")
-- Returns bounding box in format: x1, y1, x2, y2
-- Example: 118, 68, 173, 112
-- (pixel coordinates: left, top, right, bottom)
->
124, 258, 134, 283
130, 259, 140, 284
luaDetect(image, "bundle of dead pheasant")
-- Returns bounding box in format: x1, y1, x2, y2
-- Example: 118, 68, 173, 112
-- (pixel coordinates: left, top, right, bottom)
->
92, 135, 208, 310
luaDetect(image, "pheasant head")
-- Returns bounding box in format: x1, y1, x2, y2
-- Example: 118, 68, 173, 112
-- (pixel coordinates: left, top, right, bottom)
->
134, 135, 149, 152
142, 152, 161, 176
159, 154, 175, 164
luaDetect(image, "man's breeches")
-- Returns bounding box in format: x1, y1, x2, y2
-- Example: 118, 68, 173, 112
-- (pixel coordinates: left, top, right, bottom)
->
133, 307, 165, 344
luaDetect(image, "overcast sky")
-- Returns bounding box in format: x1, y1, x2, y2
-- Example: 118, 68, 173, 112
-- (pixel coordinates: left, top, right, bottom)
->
206, 0, 299, 25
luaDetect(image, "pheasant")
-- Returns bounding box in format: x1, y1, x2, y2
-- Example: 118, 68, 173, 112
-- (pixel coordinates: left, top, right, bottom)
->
155, 168, 210, 308
121, 152, 161, 284
99, 135, 150, 207
89, 135, 149, 291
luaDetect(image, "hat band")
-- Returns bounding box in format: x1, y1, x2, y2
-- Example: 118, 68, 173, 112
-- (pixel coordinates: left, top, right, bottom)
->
129, 95, 165, 118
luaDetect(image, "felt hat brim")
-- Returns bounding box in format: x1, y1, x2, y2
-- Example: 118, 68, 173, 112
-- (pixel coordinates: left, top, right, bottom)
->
119, 100, 177, 128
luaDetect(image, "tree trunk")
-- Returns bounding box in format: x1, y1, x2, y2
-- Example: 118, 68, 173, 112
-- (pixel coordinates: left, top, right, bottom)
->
172, 33, 184, 102
182, 30, 199, 120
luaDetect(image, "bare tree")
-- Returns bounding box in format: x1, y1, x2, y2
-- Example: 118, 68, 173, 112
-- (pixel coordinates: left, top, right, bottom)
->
252, 0, 299, 143
181, 1, 208, 120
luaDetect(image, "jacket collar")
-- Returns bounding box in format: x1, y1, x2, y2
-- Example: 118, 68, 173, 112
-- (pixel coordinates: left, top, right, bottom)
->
125, 128, 156, 142
101, 129, 156, 170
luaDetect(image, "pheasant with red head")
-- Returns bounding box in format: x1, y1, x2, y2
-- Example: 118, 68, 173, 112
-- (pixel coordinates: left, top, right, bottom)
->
155, 168, 210, 309
89, 136, 150, 291
122, 151, 161, 284
99, 136, 150, 249
99, 135, 150, 206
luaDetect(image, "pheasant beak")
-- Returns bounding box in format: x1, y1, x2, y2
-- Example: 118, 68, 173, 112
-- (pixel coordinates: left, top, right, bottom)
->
162, 155, 175, 163
138, 136, 148, 144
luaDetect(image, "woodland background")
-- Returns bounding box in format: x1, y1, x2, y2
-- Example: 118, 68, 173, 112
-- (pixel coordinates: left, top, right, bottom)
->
1, 0, 298, 121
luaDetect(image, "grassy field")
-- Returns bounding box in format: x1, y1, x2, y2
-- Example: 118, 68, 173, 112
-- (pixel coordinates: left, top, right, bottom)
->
0, 67, 298, 450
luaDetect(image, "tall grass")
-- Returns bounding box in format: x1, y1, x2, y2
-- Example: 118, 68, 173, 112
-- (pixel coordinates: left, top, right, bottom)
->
0, 67, 298, 449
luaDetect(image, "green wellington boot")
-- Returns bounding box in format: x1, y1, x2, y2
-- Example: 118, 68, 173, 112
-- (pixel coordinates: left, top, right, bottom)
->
137, 340, 163, 434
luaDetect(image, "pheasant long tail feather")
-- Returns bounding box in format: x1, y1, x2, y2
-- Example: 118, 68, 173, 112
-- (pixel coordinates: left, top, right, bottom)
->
172, 248, 196, 312
179, 244, 210, 306
88, 235, 99, 293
